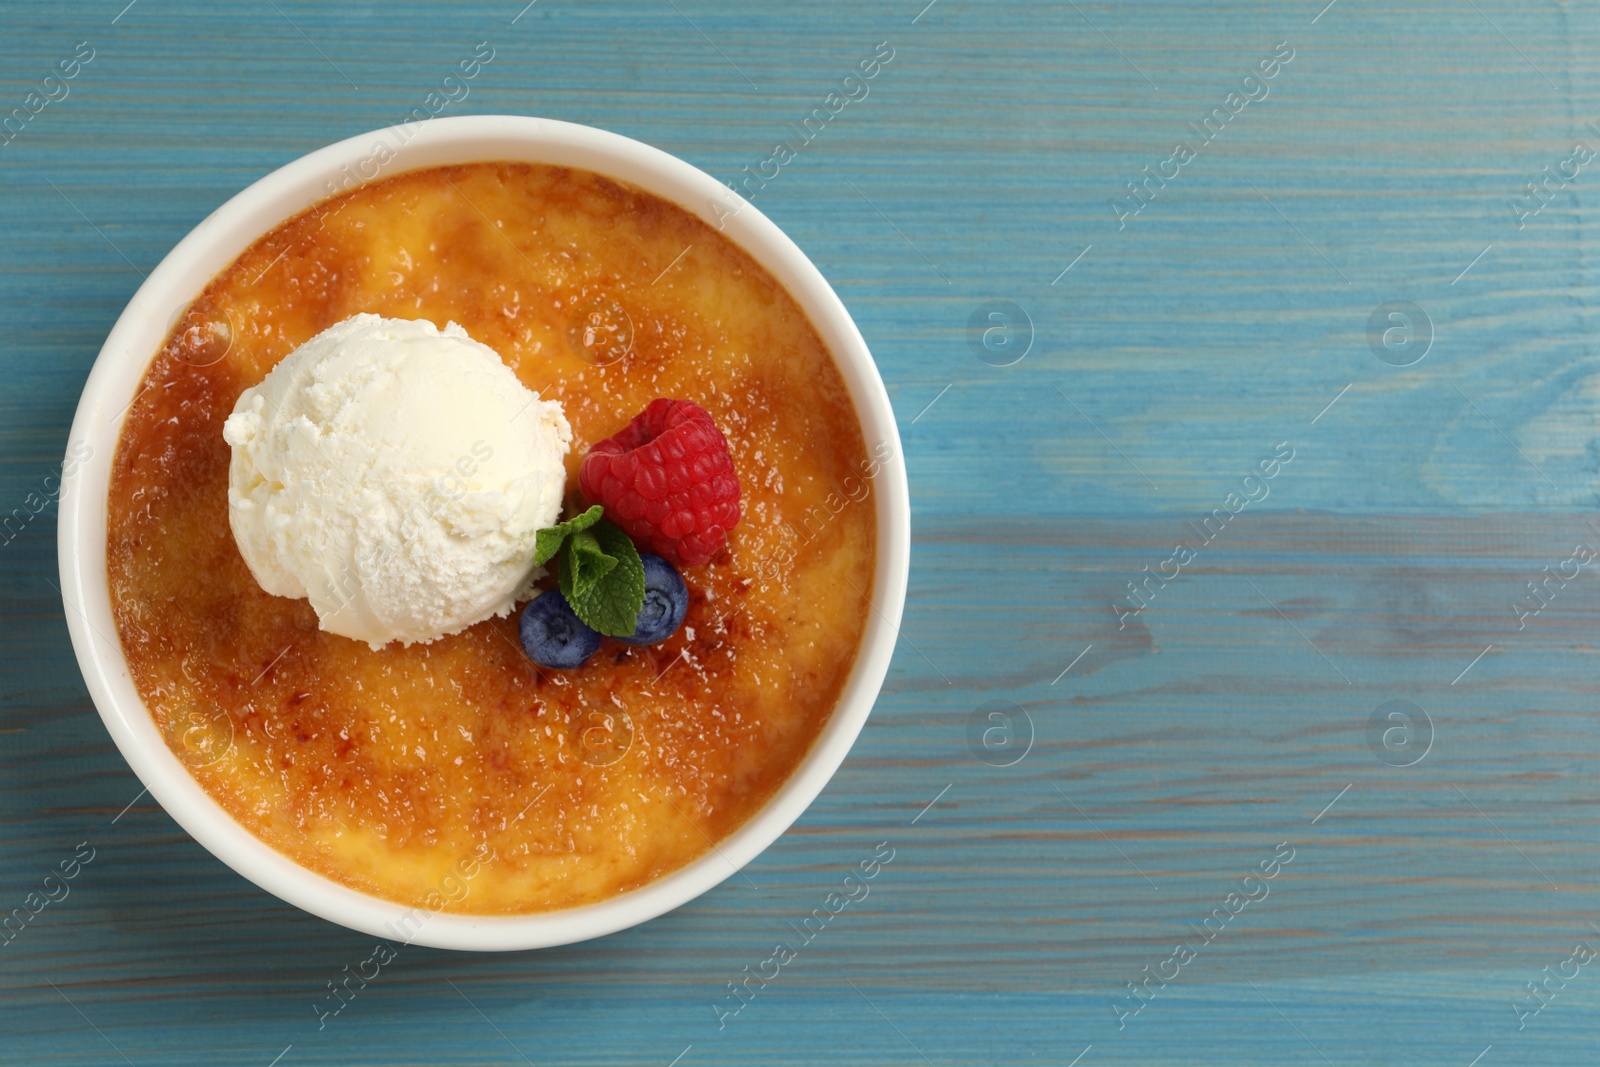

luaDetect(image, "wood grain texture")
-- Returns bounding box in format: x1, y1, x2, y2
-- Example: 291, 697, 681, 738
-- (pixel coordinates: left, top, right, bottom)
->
5, 0, 1600, 1063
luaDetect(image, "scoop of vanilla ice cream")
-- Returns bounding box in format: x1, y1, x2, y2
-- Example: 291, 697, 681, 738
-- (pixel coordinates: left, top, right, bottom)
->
223, 314, 571, 649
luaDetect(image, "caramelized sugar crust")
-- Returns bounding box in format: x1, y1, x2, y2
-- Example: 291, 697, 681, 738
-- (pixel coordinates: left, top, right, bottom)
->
106, 163, 876, 914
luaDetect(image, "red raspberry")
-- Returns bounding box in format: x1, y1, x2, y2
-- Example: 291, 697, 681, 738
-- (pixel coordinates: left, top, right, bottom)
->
579, 399, 742, 567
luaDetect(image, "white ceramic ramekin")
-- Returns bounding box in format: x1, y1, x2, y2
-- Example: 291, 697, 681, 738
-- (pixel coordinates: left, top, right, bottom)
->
56, 116, 909, 951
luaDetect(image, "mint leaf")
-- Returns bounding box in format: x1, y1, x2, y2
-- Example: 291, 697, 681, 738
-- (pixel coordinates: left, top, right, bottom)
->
538, 506, 646, 637
560, 519, 645, 637
565, 527, 618, 598
535, 504, 604, 566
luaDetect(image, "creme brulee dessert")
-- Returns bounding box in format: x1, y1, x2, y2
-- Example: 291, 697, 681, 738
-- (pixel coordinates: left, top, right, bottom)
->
106, 162, 877, 915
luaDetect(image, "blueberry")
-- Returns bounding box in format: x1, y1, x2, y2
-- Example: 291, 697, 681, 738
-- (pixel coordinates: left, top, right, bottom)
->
618, 554, 689, 646
519, 590, 601, 669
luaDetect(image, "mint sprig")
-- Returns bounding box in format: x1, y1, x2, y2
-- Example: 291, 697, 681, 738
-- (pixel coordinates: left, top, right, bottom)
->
535, 506, 645, 637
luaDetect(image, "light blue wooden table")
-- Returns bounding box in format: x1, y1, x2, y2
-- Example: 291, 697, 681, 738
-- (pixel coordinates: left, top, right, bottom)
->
6, 1, 1600, 1063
